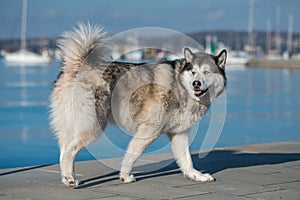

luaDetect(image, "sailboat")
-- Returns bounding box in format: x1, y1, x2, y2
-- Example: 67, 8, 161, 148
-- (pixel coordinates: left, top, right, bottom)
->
3, 0, 52, 65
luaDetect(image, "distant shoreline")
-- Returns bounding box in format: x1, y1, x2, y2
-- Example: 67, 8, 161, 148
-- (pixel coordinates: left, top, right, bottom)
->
247, 58, 300, 69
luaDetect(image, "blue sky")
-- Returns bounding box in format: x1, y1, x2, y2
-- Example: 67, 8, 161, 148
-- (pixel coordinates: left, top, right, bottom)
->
1, 0, 299, 39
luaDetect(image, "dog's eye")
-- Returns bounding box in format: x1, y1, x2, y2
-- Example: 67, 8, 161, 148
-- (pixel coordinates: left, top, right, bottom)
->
204, 71, 210, 75
191, 71, 196, 75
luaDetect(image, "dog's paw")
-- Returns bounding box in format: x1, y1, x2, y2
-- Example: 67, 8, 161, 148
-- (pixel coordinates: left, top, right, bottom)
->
62, 176, 80, 187
120, 173, 136, 183
185, 169, 215, 182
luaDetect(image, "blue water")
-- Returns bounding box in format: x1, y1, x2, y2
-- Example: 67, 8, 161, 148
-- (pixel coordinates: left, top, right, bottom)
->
0, 60, 299, 169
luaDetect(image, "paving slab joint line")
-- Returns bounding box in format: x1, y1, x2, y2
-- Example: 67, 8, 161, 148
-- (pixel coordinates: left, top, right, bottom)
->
238, 188, 287, 197
261, 179, 300, 187
172, 192, 213, 199
172, 182, 203, 189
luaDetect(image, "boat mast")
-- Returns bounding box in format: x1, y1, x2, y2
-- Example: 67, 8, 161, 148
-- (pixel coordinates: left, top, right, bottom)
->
247, 0, 254, 52
275, 5, 281, 54
287, 14, 293, 55
266, 18, 271, 54
20, 0, 27, 51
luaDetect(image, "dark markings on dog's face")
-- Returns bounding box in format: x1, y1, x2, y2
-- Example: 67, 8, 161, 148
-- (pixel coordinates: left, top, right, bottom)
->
181, 47, 227, 103
182, 63, 193, 72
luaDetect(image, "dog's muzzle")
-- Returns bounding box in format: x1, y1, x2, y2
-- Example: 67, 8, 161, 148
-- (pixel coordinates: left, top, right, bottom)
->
192, 80, 208, 97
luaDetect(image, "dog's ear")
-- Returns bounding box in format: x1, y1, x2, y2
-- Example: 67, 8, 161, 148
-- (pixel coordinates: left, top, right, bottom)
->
216, 49, 227, 69
184, 47, 194, 63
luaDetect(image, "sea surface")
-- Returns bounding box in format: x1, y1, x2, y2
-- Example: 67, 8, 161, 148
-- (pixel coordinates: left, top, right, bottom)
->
0, 60, 299, 169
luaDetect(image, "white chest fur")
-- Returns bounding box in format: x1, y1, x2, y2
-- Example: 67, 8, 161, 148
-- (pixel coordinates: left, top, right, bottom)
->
166, 98, 208, 134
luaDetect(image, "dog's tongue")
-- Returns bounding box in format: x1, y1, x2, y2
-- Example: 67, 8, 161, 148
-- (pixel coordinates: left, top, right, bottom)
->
194, 90, 202, 95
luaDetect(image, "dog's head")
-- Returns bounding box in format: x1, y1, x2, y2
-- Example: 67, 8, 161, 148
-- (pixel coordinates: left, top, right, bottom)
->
179, 47, 227, 104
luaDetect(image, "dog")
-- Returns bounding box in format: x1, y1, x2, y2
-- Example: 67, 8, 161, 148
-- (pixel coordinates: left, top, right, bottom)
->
50, 23, 227, 187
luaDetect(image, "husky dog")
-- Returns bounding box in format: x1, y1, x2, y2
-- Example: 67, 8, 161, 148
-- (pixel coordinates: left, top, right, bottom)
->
50, 23, 227, 187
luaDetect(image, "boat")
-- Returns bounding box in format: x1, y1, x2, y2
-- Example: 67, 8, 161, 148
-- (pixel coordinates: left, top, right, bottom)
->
226, 51, 251, 67
3, 49, 51, 65
3, 0, 52, 65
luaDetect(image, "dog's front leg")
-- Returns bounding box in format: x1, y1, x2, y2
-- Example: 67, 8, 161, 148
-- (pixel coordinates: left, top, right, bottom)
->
120, 132, 159, 183
168, 131, 215, 182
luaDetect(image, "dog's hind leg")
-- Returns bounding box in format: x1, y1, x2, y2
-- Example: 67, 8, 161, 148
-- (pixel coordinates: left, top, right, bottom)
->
58, 106, 105, 187
59, 137, 83, 187
120, 126, 160, 183
59, 126, 102, 187
168, 131, 215, 182
58, 83, 110, 187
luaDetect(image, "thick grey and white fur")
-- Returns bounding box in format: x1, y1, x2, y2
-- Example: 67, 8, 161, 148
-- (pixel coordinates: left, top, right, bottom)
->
50, 23, 227, 187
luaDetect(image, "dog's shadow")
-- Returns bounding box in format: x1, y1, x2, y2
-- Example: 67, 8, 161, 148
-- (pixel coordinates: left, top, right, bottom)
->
76, 149, 300, 189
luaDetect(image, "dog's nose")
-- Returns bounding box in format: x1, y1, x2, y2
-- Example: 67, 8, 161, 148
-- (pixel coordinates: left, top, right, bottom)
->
192, 80, 201, 87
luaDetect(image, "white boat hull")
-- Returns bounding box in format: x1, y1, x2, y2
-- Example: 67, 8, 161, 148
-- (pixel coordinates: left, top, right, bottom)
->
4, 50, 51, 65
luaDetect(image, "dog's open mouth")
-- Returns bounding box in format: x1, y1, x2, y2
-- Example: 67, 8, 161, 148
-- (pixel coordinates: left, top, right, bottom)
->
194, 88, 208, 97
192, 81, 208, 97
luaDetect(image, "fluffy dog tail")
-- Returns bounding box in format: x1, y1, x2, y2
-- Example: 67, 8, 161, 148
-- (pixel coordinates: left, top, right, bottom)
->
57, 22, 110, 76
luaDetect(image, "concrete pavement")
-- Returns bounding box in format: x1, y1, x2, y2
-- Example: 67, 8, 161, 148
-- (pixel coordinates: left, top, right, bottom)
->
1, 141, 300, 200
